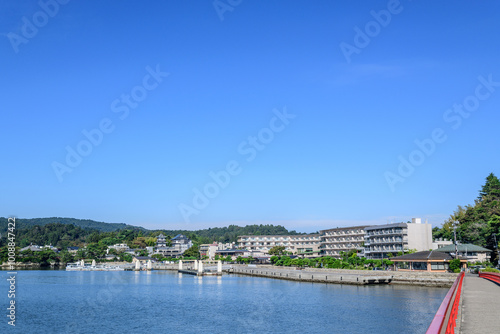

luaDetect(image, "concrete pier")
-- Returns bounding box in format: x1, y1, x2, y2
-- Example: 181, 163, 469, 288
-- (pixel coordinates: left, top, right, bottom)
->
229, 266, 392, 285
198, 260, 203, 274
225, 265, 457, 287
134, 261, 141, 271
177, 260, 223, 276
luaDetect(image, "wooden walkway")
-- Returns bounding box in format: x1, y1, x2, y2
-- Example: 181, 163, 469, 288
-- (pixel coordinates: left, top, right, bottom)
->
459, 274, 500, 333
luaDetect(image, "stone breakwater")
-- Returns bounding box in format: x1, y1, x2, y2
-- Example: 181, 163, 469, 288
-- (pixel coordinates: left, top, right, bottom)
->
1, 262, 42, 269
227, 265, 458, 287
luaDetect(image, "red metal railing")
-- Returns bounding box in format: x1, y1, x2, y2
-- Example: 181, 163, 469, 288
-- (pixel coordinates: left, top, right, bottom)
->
426, 272, 464, 334
479, 271, 500, 284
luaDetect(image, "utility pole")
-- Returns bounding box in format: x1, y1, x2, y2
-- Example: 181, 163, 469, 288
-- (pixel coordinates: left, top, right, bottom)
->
493, 233, 498, 265
453, 222, 458, 259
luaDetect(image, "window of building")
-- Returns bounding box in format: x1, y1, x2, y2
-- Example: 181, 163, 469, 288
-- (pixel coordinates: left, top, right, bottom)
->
397, 262, 409, 269
412, 262, 428, 270
430, 262, 448, 270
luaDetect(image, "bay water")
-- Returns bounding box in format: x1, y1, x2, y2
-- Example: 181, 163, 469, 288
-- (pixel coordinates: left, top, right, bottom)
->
1, 270, 448, 333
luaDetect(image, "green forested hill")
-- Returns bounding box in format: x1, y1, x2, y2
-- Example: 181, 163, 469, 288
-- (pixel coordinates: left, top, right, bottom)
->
0, 216, 304, 249
0, 217, 141, 233
160, 224, 303, 244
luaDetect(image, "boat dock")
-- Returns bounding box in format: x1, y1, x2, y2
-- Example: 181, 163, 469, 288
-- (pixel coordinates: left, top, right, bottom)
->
228, 265, 392, 285
177, 260, 224, 276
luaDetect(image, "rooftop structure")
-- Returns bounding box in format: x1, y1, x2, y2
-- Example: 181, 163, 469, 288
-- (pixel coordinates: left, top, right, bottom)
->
215, 248, 246, 260
436, 243, 492, 263
20, 244, 43, 252
108, 243, 131, 252
432, 237, 453, 250
217, 242, 236, 250
67, 246, 79, 254
20, 244, 58, 252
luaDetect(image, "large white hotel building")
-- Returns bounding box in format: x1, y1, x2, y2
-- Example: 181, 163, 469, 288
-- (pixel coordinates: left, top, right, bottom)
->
237, 234, 321, 256
364, 218, 433, 259
237, 218, 433, 259
319, 225, 370, 257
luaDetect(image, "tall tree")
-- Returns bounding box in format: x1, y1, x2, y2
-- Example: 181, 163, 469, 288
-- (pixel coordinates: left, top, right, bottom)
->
182, 245, 200, 259
478, 173, 500, 201
434, 173, 500, 263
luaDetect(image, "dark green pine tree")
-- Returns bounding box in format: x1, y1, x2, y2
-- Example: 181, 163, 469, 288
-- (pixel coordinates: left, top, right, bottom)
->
478, 173, 500, 202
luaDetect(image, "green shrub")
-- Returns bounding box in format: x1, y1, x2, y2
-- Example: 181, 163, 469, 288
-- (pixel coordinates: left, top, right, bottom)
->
449, 259, 461, 272
480, 267, 500, 273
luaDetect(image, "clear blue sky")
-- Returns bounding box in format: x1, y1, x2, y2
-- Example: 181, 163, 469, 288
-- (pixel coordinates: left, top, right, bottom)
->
2, 0, 500, 232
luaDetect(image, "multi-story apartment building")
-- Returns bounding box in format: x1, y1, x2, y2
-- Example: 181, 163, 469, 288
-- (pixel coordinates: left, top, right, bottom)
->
289, 235, 322, 257
319, 226, 370, 258
364, 218, 432, 259
155, 234, 193, 258
237, 235, 290, 252
237, 234, 320, 255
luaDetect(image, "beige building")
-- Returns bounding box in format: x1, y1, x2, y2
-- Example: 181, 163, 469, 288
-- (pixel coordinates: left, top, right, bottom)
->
217, 242, 236, 250
319, 226, 370, 258
199, 243, 218, 260
237, 234, 320, 255
289, 235, 321, 257
364, 218, 432, 259
432, 238, 453, 250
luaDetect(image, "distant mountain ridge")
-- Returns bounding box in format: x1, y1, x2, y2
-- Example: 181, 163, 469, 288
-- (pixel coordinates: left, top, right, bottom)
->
0, 217, 142, 233
0, 217, 307, 248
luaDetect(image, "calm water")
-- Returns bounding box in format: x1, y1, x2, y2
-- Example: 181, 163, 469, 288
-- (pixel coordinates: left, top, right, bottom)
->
0, 270, 448, 334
